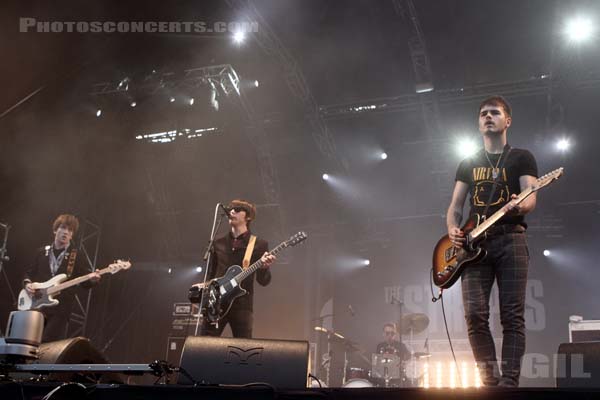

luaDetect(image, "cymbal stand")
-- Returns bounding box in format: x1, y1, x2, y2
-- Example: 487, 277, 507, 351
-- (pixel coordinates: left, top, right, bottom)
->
0, 223, 15, 308
409, 326, 417, 387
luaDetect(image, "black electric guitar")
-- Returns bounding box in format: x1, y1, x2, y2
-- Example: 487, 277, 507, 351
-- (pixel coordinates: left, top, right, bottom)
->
432, 168, 564, 289
203, 231, 307, 324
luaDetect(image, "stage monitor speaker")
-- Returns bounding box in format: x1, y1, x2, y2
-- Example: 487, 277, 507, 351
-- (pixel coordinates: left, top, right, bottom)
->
556, 341, 600, 388
178, 336, 309, 388
36, 336, 121, 383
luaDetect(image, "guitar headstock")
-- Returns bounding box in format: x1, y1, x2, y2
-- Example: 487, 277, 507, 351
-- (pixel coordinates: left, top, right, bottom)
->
532, 167, 564, 192
285, 231, 308, 247
106, 259, 132, 274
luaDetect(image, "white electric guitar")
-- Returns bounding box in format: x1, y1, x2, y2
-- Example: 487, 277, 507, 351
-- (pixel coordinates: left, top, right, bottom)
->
17, 260, 131, 311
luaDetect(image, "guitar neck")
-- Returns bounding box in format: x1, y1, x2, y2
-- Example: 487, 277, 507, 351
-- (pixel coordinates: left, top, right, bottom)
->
235, 241, 287, 282
469, 186, 533, 240
47, 268, 110, 295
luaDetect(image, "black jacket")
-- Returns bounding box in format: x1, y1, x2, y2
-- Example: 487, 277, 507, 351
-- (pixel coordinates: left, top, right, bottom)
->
206, 231, 271, 312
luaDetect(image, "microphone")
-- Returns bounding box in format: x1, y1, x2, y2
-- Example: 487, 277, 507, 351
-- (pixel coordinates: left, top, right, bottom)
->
348, 304, 355, 317
219, 204, 232, 218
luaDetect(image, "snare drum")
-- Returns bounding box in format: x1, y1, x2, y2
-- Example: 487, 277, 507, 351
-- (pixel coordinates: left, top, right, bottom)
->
346, 367, 370, 380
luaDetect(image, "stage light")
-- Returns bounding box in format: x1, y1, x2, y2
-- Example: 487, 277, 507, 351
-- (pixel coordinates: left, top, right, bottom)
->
195, 266, 203, 273
130, 101, 137, 108
363, 259, 371, 266
556, 138, 571, 152
167, 268, 172, 274
189, 98, 195, 106
233, 31, 246, 44
254, 80, 259, 87
169, 97, 175, 103
380, 152, 388, 160
474, 364, 482, 388
543, 249, 551, 257
322, 173, 330, 181
461, 361, 469, 388
565, 17, 594, 43
456, 137, 479, 158
95, 109, 102, 117
423, 362, 430, 389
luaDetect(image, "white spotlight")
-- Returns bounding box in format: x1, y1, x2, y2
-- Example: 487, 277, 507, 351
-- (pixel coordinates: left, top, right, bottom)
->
233, 31, 246, 44
189, 98, 195, 106
169, 97, 175, 103
456, 138, 479, 158
130, 101, 137, 108
556, 138, 571, 152
565, 17, 594, 43
543, 249, 551, 257
254, 80, 259, 88
363, 259, 371, 266
322, 173, 330, 181
380, 152, 388, 160
167, 268, 172, 274
195, 266, 203, 273
95, 109, 102, 117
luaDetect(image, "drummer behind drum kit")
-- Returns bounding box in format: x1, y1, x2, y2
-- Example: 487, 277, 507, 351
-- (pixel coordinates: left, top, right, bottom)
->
314, 313, 431, 388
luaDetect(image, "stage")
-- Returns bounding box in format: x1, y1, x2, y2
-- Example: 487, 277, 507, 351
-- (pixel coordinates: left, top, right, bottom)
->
2, 382, 600, 400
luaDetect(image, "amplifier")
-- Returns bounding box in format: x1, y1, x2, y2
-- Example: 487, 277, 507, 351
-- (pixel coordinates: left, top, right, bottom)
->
569, 315, 600, 342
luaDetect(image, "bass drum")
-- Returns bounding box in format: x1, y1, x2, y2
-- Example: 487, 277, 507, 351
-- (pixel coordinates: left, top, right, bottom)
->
343, 378, 374, 388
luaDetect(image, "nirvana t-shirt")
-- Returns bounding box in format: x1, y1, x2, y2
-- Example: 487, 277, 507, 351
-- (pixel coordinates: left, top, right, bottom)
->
456, 146, 538, 227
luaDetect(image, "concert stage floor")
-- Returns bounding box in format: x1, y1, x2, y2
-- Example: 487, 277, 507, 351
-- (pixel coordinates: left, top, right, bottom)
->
2, 383, 600, 400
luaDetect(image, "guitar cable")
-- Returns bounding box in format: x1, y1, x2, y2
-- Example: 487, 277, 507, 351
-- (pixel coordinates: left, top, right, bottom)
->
429, 267, 462, 384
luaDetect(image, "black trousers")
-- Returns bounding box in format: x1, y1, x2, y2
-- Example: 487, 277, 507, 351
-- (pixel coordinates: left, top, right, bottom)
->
461, 230, 529, 387
42, 304, 72, 342
200, 307, 253, 339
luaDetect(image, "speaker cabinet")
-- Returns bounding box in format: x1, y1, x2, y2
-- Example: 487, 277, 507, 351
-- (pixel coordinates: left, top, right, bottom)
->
36, 336, 121, 383
557, 341, 600, 388
178, 336, 309, 388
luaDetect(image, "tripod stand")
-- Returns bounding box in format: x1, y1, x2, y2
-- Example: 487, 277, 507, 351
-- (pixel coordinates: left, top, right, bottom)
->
0, 222, 15, 336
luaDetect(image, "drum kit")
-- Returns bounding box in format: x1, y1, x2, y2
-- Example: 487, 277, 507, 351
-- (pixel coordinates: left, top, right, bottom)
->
315, 313, 431, 388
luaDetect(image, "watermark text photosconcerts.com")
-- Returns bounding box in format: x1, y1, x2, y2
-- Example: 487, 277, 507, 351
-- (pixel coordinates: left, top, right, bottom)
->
19, 18, 259, 34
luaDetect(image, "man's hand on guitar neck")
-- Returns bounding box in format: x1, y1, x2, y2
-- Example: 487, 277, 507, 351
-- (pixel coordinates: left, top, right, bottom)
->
260, 252, 276, 269
448, 226, 466, 248
89, 270, 101, 283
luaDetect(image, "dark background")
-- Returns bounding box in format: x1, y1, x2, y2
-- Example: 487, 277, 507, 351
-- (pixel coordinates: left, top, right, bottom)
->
1, 0, 599, 387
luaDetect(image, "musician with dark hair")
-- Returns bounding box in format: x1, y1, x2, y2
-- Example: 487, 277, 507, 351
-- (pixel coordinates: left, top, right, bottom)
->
197, 199, 276, 339
23, 214, 100, 342
446, 96, 538, 387
376, 322, 410, 359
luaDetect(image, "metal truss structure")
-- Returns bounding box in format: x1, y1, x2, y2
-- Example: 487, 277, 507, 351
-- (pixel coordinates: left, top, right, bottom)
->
320, 73, 600, 120
393, 0, 450, 205
91, 64, 241, 97
91, 63, 280, 218
225, 0, 347, 172
67, 219, 101, 338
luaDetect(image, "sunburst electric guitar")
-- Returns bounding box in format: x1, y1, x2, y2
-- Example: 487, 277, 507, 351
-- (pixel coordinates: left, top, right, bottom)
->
432, 168, 564, 289
18, 260, 131, 311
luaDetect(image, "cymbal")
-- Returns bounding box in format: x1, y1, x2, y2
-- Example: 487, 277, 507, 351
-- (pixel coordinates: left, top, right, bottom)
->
399, 313, 429, 335
413, 352, 432, 359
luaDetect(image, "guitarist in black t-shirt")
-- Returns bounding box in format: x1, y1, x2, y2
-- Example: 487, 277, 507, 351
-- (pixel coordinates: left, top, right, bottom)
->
446, 96, 538, 387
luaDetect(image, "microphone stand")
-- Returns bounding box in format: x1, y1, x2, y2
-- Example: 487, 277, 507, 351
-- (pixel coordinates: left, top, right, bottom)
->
193, 204, 227, 336
0, 223, 15, 336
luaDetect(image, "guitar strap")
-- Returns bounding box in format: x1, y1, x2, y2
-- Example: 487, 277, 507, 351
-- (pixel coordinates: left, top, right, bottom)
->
66, 248, 78, 278
480, 145, 512, 220
242, 235, 257, 269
